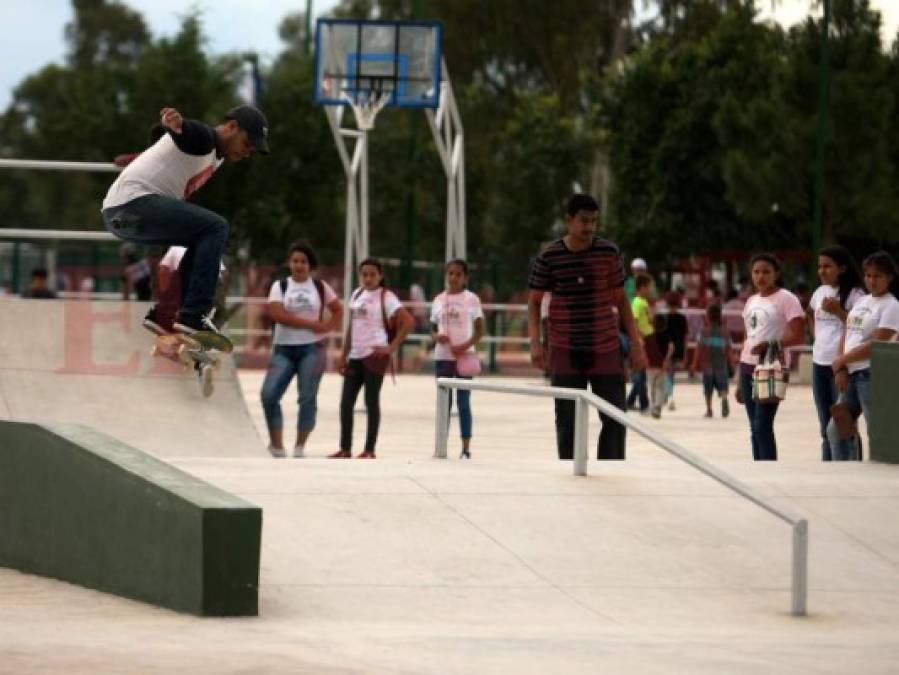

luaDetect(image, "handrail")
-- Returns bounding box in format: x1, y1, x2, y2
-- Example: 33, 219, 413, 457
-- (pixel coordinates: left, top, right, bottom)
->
0, 158, 121, 173
434, 377, 808, 616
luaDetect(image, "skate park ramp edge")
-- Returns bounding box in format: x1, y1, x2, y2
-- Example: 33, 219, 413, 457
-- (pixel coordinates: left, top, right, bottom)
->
0, 420, 261, 616
0, 299, 262, 458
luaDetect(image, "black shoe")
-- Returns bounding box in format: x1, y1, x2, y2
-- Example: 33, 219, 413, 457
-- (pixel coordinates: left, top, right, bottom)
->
174, 310, 219, 335
142, 306, 170, 335
722, 398, 730, 418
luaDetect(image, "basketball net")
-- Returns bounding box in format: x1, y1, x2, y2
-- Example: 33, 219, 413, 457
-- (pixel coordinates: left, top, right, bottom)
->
342, 88, 392, 131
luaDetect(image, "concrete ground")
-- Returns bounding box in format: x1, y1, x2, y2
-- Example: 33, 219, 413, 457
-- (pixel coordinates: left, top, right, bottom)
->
2, 371, 898, 674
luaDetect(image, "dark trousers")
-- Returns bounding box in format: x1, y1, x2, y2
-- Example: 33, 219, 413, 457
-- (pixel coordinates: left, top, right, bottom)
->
811, 363, 838, 461
550, 348, 626, 461
102, 194, 228, 317
739, 369, 779, 461
339, 358, 386, 452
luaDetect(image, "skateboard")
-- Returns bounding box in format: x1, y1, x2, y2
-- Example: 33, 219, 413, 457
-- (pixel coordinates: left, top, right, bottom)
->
147, 327, 233, 398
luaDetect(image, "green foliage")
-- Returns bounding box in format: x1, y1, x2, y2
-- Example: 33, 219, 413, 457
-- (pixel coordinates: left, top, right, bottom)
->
1, 0, 897, 288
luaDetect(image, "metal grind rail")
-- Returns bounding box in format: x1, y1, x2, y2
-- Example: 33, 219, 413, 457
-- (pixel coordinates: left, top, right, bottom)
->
434, 377, 808, 616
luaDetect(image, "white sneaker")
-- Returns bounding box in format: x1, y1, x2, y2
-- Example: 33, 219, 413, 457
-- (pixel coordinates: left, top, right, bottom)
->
293, 446, 306, 458
268, 445, 285, 458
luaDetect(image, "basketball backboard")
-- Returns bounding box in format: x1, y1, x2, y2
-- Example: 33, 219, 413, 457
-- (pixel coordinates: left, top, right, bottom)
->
314, 19, 443, 110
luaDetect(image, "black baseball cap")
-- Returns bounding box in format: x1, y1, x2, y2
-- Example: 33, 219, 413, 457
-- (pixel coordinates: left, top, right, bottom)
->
225, 105, 270, 154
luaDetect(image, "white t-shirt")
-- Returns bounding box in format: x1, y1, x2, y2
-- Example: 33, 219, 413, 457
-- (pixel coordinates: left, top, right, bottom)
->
348, 287, 403, 359
268, 277, 337, 346
430, 290, 484, 361
809, 285, 865, 365
102, 129, 223, 209
843, 293, 899, 373
740, 289, 805, 364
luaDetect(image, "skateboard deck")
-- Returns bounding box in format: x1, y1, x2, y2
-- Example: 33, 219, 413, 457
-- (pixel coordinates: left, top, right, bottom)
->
147, 327, 231, 398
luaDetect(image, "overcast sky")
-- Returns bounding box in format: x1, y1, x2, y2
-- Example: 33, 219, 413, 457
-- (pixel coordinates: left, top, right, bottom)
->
1, 1, 897, 111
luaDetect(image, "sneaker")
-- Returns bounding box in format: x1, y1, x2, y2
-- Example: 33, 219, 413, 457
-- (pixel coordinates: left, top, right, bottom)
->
357, 450, 376, 459
460, 449, 471, 459
651, 405, 662, 419
668, 399, 676, 411
293, 446, 306, 459
704, 410, 713, 418
722, 398, 730, 418
268, 445, 286, 458
328, 449, 351, 458
174, 309, 220, 336
142, 306, 171, 335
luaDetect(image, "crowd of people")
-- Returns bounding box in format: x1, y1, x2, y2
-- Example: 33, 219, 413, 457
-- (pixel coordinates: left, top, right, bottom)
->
609, 245, 899, 462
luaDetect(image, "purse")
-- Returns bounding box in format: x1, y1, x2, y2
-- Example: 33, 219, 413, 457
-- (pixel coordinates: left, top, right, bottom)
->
455, 351, 482, 377
752, 343, 787, 403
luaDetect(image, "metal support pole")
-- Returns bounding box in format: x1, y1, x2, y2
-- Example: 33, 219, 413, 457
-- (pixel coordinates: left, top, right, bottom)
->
792, 519, 809, 616
573, 396, 589, 476
812, 0, 832, 254
434, 385, 450, 458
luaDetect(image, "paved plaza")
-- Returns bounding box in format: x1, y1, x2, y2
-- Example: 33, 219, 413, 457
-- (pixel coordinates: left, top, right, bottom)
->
2, 362, 898, 674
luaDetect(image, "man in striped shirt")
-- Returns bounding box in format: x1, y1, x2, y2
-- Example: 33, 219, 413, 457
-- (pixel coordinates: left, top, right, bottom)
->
528, 194, 645, 460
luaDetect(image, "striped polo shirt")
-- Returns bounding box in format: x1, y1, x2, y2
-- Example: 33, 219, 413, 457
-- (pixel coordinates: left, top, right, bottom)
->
529, 237, 625, 353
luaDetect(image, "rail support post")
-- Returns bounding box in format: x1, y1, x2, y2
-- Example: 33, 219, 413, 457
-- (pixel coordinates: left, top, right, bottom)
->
434, 384, 450, 458
792, 519, 808, 616
573, 395, 589, 476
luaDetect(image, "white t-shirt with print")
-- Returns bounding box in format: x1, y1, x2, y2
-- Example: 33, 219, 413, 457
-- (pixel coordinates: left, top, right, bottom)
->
843, 293, 899, 373
268, 277, 337, 345
809, 285, 865, 366
430, 290, 484, 361
348, 287, 402, 359
740, 289, 805, 364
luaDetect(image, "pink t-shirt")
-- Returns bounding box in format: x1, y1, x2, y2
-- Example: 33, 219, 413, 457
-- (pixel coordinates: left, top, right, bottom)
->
348, 287, 403, 359
430, 290, 484, 361
740, 288, 805, 364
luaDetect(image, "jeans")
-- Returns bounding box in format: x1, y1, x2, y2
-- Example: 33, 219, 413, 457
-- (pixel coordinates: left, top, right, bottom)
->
435, 360, 473, 438
845, 369, 872, 451
811, 362, 860, 461
102, 194, 228, 317
339, 358, 386, 452
260, 343, 327, 433
739, 368, 780, 460
626, 369, 648, 410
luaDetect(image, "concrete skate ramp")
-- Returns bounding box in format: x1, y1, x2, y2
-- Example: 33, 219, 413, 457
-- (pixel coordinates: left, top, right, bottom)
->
0, 299, 261, 458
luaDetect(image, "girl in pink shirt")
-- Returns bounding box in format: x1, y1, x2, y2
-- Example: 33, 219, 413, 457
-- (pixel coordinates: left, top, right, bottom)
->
735, 253, 805, 460
331, 259, 413, 459
430, 259, 485, 459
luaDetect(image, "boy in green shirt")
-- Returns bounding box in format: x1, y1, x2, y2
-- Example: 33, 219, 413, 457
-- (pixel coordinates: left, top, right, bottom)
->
626, 273, 654, 412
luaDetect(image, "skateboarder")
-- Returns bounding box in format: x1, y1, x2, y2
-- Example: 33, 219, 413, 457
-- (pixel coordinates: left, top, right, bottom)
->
101, 105, 269, 336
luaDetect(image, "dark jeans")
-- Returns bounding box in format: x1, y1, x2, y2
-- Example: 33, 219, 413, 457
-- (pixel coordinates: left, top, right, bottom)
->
550, 349, 626, 461
739, 368, 779, 461
339, 358, 386, 453
434, 360, 473, 438
626, 369, 648, 410
811, 363, 840, 461
102, 194, 228, 317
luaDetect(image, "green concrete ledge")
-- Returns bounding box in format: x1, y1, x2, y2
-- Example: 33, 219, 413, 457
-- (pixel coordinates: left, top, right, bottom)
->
871, 342, 899, 464
0, 421, 262, 615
